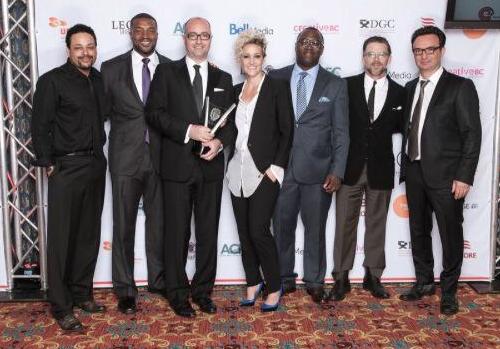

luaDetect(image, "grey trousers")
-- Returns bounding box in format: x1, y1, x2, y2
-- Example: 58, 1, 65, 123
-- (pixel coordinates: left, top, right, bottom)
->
333, 165, 391, 278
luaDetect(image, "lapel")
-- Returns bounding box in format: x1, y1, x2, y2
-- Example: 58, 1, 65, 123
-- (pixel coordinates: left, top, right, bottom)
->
206, 63, 220, 101
250, 75, 269, 129
125, 50, 143, 106
403, 78, 418, 138
427, 69, 448, 111
375, 76, 396, 123
299, 66, 328, 120
178, 58, 200, 121
356, 73, 370, 121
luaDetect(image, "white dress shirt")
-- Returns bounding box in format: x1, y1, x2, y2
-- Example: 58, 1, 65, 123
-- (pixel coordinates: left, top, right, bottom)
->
131, 49, 159, 102
406, 66, 444, 160
184, 57, 209, 143
364, 74, 388, 121
227, 75, 283, 198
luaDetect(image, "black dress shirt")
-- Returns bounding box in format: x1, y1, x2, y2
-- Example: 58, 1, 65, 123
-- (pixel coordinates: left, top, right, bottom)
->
31, 60, 106, 167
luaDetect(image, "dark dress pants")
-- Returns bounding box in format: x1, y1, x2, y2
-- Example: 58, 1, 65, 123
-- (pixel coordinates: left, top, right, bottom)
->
47, 154, 106, 319
273, 170, 332, 288
111, 145, 164, 298
405, 160, 464, 295
163, 163, 222, 305
231, 177, 281, 293
333, 165, 391, 278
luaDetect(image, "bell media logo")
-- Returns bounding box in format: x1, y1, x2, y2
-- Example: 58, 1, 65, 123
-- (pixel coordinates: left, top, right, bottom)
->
48, 17, 68, 36
229, 23, 274, 35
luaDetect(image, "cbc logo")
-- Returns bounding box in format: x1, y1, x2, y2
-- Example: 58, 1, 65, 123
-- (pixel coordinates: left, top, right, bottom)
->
393, 194, 409, 218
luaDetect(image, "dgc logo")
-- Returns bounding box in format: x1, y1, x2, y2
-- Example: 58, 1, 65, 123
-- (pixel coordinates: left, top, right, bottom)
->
359, 19, 395, 29
221, 243, 241, 256
48, 17, 68, 35
393, 194, 409, 218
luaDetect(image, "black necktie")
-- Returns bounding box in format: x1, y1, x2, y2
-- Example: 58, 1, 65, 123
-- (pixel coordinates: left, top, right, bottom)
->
407, 80, 429, 161
367, 80, 377, 123
192, 64, 203, 116
142, 58, 151, 143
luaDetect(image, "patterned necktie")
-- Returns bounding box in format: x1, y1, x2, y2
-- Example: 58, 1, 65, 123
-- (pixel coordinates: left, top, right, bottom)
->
367, 80, 377, 123
407, 80, 429, 161
296, 72, 308, 120
192, 64, 203, 116
142, 58, 151, 143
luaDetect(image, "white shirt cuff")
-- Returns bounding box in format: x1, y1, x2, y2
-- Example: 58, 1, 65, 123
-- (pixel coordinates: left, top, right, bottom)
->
184, 124, 192, 144
270, 165, 284, 184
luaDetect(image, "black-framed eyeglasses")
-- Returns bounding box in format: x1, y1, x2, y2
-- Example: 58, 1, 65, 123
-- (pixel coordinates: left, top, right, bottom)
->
186, 32, 211, 41
298, 39, 323, 48
363, 52, 390, 59
412, 46, 441, 56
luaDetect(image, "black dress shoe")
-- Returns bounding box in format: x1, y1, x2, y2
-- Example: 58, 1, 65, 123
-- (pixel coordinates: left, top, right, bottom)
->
363, 274, 390, 299
118, 297, 137, 315
282, 280, 297, 294
399, 283, 436, 301
326, 272, 351, 301
56, 314, 83, 332
76, 300, 106, 313
306, 287, 325, 303
193, 297, 217, 314
172, 301, 196, 318
440, 294, 459, 315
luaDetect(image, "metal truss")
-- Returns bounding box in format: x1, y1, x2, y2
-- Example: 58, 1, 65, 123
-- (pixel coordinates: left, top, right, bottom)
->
0, 0, 46, 291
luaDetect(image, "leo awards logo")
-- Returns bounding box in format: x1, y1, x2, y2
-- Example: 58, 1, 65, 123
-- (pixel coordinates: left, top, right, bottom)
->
293, 23, 340, 35
393, 195, 409, 218
111, 19, 131, 35
48, 17, 68, 37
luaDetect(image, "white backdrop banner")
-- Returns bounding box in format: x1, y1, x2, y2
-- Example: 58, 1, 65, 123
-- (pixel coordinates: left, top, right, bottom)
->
33, 0, 498, 286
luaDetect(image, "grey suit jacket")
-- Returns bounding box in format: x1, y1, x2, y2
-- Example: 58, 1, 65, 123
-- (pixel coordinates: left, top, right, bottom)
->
269, 65, 349, 184
101, 50, 170, 176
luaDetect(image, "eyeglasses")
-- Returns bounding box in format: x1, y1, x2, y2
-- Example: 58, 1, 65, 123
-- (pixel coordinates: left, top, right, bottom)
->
186, 32, 211, 41
298, 39, 323, 48
364, 52, 390, 59
412, 46, 441, 56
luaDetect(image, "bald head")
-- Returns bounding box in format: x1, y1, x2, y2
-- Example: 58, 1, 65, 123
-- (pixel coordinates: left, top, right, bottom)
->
183, 17, 212, 63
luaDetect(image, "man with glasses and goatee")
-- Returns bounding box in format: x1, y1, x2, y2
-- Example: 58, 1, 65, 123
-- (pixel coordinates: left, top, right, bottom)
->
271, 27, 349, 304
328, 36, 405, 302
399, 26, 481, 315
146, 17, 236, 318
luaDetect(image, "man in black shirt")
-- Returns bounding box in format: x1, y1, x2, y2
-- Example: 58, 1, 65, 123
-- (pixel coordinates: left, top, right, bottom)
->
31, 24, 107, 332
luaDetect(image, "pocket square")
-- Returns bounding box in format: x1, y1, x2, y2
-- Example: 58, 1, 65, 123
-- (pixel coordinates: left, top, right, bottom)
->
318, 96, 330, 103
214, 88, 225, 92
392, 105, 403, 111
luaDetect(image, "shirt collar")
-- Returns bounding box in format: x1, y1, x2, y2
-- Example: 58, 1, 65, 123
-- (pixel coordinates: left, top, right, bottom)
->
292, 63, 320, 81
420, 66, 443, 85
185, 56, 208, 71
132, 49, 159, 65
63, 59, 97, 79
364, 73, 387, 88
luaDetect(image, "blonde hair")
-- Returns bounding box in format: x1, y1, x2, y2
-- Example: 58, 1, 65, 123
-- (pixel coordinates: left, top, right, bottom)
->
234, 29, 267, 62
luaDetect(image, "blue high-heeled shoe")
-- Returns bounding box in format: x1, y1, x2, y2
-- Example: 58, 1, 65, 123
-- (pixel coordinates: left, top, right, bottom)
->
240, 282, 263, 307
260, 287, 282, 312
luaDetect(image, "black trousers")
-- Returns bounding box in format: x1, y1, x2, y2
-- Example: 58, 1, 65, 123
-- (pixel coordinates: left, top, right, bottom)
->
163, 164, 222, 305
405, 160, 464, 295
231, 177, 281, 293
111, 146, 164, 298
47, 155, 106, 319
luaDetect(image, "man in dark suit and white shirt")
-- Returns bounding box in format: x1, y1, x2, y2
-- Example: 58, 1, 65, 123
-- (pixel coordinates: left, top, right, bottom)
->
399, 26, 481, 315
146, 17, 236, 317
101, 13, 170, 315
329, 36, 405, 301
271, 27, 349, 303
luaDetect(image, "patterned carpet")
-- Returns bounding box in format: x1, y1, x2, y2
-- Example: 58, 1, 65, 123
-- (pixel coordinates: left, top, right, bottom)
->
0, 284, 498, 348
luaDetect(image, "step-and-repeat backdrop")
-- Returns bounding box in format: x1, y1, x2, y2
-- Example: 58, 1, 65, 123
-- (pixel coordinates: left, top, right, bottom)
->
26, 0, 498, 286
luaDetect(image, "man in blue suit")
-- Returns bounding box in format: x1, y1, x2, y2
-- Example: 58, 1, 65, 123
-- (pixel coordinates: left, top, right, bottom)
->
271, 27, 349, 303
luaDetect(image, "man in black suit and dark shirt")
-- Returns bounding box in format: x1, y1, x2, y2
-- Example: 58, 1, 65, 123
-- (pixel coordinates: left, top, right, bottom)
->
399, 26, 481, 315
101, 13, 170, 315
31, 24, 107, 332
146, 17, 236, 317
329, 36, 405, 301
